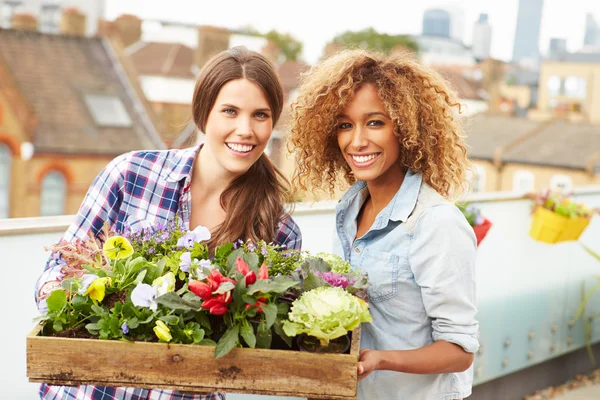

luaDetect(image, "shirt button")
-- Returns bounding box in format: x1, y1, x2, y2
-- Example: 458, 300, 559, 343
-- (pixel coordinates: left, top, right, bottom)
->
355, 247, 360, 253
182, 204, 188, 212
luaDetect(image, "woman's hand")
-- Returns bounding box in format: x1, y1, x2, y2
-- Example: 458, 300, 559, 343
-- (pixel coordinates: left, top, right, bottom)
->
357, 348, 380, 381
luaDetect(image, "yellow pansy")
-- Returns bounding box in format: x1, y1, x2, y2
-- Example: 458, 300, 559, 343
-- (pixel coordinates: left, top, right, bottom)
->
84, 277, 112, 302
152, 272, 176, 296
103, 236, 134, 260
153, 320, 172, 342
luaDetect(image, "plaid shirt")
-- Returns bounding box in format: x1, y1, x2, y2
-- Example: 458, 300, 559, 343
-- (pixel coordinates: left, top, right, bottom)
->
35, 145, 301, 400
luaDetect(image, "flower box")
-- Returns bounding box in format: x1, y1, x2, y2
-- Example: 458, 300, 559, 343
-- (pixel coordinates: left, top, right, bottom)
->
529, 207, 590, 244
27, 324, 361, 400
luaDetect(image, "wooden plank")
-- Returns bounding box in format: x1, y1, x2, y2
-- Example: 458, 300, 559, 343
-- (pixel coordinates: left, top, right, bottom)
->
27, 325, 359, 399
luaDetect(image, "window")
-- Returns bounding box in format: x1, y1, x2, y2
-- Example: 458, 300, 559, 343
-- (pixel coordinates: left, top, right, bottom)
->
83, 94, 133, 128
0, 143, 10, 218
1, 1, 23, 29
39, 3, 60, 34
563, 76, 587, 99
549, 174, 573, 193
547, 75, 562, 96
467, 165, 486, 194
512, 170, 535, 193
40, 171, 66, 216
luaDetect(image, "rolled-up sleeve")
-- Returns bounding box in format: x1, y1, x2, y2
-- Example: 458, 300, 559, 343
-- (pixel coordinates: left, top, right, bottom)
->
408, 204, 479, 353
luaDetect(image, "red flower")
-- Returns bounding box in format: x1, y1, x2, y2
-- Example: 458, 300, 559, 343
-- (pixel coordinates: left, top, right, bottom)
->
189, 269, 236, 315
258, 263, 269, 280
202, 292, 233, 315
236, 257, 257, 286
188, 280, 212, 300
245, 296, 268, 313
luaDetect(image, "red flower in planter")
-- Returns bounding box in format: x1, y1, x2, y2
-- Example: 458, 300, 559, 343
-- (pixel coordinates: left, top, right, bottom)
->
258, 263, 268, 280
189, 269, 236, 315
473, 218, 492, 246
236, 258, 257, 286
245, 297, 268, 313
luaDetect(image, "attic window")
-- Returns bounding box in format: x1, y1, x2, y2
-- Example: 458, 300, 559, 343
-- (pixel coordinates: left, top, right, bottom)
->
83, 94, 133, 128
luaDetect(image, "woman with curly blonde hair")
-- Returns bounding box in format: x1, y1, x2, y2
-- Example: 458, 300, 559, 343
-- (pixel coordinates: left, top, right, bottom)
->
289, 49, 479, 400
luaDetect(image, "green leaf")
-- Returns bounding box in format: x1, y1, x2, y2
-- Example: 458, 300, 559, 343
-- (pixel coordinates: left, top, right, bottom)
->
215, 325, 240, 359
226, 248, 244, 275
263, 303, 278, 329
194, 311, 211, 330
242, 252, 259, 271
240, 323, 256, 348
200, 338, 217, 346
302, 271, 327, 291
256, 319, 272, 349
127, 317, 139, 329
246, 277, 299, 295
192, 328, 205, 344
134, 269, 147, 285
233, 279, 247, 309
214, 282, 235, 294
273, 320, 292, 347
160, 315, 180, 325
91, 304, 107, 315
303, 258, 331, 273
46, 290, 67, 313
52, 320, 63, 332
215, 242, 234, 259
276, 302, 289, 316
155, 292, 201, 311
86, 322, 100, 331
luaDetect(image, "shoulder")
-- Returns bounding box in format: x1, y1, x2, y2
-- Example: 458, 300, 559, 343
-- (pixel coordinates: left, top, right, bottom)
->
106, 147, 197, 180
276, 213, 303, 250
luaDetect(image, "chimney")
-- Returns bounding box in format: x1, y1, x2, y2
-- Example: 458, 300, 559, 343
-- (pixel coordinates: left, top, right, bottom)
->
114, 14, 142, 47
323, 42, 343, 59
261, 40, 281, 66
196, 25, 230, 68
11, 13, 38, 31
480, 58, 505, 114
60, 8, 86, 36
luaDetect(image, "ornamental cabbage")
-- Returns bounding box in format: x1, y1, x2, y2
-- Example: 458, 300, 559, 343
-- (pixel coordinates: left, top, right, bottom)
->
315, 253, 352, 274
283, 286, 372, 346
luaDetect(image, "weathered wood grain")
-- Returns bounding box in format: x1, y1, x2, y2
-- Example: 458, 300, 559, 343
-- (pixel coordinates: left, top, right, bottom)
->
27, 325, 359, 400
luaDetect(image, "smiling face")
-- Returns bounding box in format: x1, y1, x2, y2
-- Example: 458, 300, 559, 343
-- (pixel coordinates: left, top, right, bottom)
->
336, 83, 404, 187
202, 78, 273, 178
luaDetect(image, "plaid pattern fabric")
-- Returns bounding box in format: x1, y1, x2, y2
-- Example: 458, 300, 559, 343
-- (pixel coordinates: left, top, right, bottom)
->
35, 145, 301, 400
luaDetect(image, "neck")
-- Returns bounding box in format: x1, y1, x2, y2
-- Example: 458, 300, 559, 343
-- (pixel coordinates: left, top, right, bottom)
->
193, 145, 237, 195
365, 166, 406, 214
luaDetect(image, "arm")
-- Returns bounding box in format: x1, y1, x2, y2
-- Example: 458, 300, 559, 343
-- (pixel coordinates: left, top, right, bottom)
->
34, 154, 129, 310
359, 204, 478, 379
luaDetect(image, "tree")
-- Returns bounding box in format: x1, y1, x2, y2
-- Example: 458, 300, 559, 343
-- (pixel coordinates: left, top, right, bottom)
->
236, 26, 304, 62
332, 28, 418, 54
264, 30, 303, 61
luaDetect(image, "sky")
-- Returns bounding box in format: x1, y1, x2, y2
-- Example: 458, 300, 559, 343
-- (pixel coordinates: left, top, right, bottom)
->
105, 0, 600, 64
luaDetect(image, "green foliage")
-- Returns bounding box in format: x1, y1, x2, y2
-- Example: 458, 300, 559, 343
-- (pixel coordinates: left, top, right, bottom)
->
332, 27, 418, 54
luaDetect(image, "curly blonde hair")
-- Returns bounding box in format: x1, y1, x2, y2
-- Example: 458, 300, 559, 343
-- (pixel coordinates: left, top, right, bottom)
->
288, 49, 470, 199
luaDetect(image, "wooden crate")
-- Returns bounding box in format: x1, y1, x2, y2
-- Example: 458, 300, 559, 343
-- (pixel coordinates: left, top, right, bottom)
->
27, 324, 360, 400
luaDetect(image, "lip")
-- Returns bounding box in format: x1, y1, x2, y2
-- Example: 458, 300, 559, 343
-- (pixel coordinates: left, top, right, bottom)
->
348, 153, 381, 168
225, 142, 256, 158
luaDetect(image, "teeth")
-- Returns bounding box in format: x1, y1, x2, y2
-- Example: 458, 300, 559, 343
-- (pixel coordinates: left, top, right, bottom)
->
227, 143, 253, 153
352, 154, 378, 163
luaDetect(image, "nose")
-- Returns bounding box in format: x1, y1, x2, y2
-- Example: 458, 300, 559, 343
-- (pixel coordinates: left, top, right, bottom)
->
349, 125, 368, 149
236, 116, 253, 137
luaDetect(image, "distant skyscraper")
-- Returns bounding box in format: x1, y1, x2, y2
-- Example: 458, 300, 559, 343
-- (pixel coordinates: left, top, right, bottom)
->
472, 13, 492, 61
548, 38, 567, 59
422, 9, 451, 38
511, 0, 545, 65
584, 13, 600, 47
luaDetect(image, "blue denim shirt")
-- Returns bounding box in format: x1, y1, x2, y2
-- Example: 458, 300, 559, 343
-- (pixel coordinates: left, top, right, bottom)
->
333, 171, 479, 400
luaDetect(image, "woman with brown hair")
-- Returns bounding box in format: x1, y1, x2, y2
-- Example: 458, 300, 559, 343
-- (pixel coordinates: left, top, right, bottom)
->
35, 46, 301, 400
289, 49, 478, 399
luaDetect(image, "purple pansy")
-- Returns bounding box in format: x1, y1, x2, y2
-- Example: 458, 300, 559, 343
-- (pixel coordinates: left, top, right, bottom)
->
121, 322, 129, 335
131, 283, 158, 311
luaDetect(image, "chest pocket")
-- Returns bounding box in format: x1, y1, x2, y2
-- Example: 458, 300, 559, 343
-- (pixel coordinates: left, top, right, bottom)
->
361, 249, 412, 303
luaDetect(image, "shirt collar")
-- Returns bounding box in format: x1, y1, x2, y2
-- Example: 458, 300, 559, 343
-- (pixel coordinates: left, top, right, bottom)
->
161, 144, 201, 183
338, 169, 423, 224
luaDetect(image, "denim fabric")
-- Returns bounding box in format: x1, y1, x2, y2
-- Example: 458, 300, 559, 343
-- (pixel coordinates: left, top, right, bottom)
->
333, 170, 479, 400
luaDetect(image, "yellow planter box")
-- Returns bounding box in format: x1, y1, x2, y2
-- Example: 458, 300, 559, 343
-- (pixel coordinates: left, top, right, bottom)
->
529, 207, 590, 244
